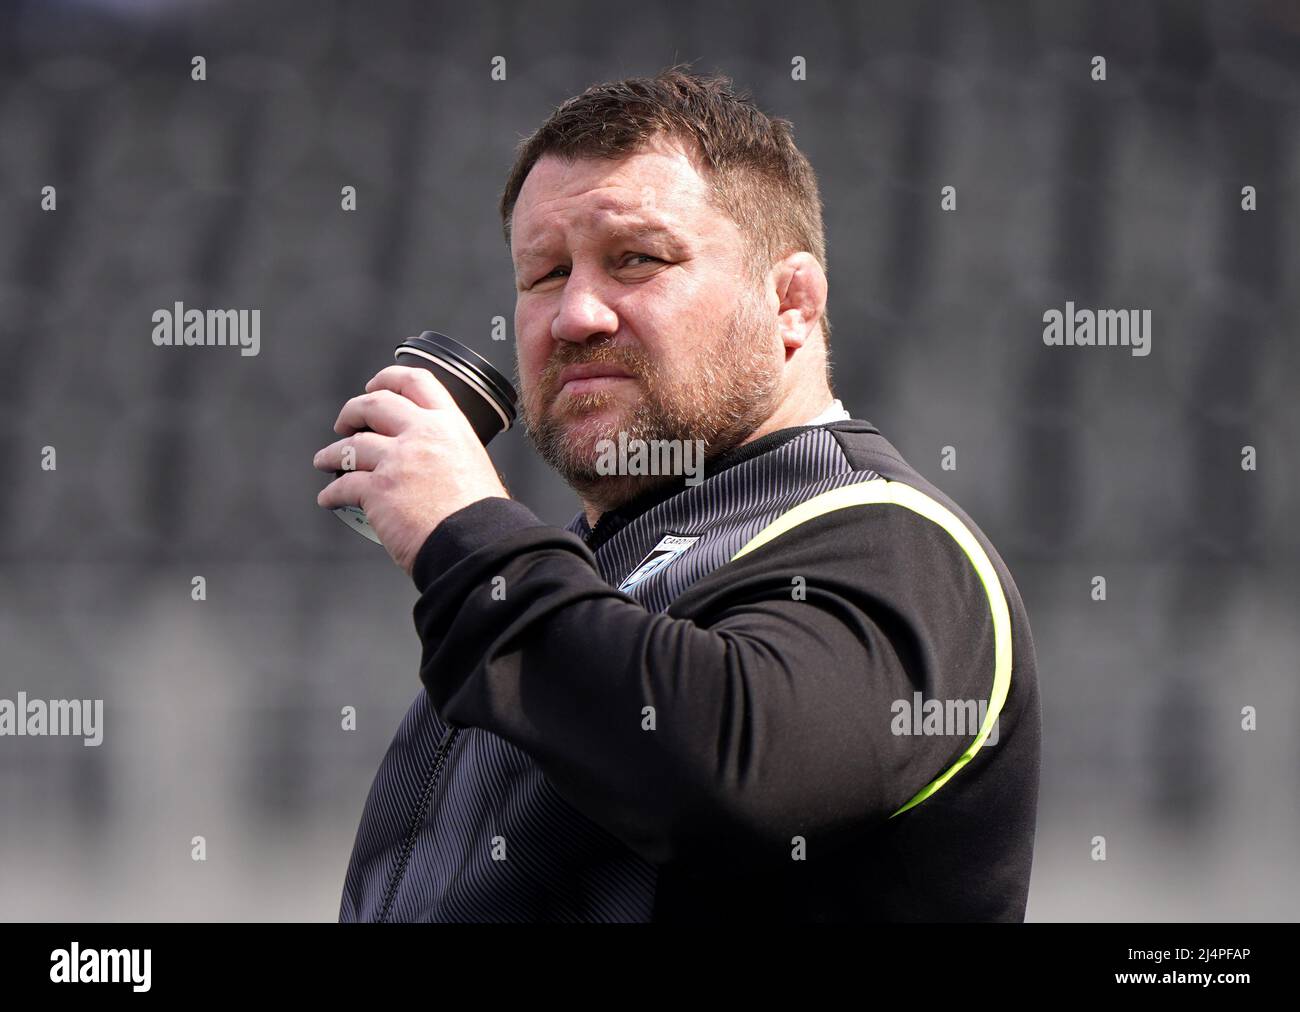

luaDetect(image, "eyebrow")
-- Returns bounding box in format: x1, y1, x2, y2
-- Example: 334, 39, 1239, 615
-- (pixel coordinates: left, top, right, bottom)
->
514, 221, 684, 269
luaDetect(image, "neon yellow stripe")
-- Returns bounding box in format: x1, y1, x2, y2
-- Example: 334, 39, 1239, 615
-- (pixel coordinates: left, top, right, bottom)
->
730, 478, 1012, 818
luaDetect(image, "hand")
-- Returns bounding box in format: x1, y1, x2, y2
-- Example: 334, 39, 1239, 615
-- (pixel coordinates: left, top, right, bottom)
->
313, 365, 510, 576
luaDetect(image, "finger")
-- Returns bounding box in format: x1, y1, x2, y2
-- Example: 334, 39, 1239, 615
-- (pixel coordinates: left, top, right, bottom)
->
334, 388, 419, 436
312, 430, 392, 474
365, 365, 455, 411
316, 469, 369, 510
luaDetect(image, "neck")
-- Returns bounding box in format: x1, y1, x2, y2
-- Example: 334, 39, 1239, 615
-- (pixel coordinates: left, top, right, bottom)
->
578, 388, 836, 529
738, 387, 835, 448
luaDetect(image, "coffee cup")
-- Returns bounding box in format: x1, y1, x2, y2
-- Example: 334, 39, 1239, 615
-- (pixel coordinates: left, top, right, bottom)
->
331, 331, 518, 544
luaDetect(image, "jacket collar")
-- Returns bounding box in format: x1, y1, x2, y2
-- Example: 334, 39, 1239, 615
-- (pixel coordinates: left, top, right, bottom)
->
570, 417, 878, 551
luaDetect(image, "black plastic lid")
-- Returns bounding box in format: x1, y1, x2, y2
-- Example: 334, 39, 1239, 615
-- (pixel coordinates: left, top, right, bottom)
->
395, 331, 518, 418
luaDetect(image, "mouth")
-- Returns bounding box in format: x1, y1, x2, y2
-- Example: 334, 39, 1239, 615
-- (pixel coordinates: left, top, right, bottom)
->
555, 363, 637, 398
558, 375, 636, 396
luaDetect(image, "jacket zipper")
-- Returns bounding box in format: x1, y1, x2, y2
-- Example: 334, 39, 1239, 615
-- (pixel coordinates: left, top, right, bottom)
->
377, 723, 462, 923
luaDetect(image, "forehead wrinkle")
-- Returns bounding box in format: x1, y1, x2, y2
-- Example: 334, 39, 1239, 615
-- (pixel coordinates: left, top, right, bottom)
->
514, 207, 685, 267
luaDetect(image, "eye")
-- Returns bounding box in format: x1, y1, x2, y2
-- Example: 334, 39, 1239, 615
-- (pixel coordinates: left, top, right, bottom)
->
530, 254, 662, 287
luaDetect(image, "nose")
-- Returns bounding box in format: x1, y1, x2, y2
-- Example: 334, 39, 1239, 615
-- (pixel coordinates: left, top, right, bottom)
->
551, 267, 619, 345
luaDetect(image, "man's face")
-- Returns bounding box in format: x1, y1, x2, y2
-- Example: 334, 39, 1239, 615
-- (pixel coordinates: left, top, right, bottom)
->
510, 135, 783, 507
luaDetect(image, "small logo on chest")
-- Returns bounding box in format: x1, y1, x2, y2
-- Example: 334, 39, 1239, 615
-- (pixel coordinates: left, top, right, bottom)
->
618, 534, 702, 593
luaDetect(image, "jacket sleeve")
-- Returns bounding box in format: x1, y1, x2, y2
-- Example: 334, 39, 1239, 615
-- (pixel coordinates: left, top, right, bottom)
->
409, 494, 1002, 877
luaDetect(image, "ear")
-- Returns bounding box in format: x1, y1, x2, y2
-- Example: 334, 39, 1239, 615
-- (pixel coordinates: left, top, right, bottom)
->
771, 251, 827, 352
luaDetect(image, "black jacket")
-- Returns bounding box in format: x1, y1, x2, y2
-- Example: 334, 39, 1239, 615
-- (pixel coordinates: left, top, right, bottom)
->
340, 418, 1041, 922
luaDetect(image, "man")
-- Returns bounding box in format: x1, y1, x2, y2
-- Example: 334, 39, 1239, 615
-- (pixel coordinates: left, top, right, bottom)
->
316, 67, 1041, 922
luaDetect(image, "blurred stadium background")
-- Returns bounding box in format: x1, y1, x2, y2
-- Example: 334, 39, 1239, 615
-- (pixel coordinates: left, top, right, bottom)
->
0, 0, 1297, 920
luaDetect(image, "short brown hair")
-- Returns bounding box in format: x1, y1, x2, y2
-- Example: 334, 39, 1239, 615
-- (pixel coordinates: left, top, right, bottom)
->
499, 64, 832, 350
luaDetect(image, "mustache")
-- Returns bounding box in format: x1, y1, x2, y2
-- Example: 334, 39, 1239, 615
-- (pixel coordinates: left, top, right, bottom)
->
539, 345, 651, 390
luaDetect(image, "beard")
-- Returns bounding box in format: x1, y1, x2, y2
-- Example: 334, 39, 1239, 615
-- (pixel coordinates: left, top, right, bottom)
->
518, 284, 783, 514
